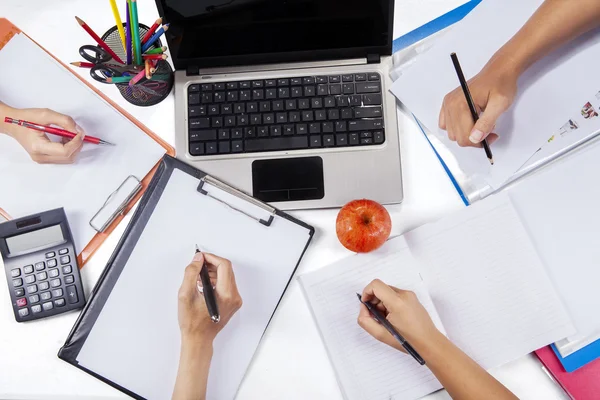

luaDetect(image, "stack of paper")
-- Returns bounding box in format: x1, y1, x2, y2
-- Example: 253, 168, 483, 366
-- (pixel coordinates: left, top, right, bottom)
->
390, 0, 600, 189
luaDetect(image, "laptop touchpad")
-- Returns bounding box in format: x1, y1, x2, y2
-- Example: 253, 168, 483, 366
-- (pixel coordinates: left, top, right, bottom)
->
252, 157, 325, 202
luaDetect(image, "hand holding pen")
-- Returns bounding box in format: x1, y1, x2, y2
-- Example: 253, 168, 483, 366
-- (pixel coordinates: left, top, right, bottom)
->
177, 251, 242, 344
357, 279, 441, 365
0, 105, 86, 164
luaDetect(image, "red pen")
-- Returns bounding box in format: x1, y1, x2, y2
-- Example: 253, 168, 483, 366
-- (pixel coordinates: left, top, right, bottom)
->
4, 117, 115, 146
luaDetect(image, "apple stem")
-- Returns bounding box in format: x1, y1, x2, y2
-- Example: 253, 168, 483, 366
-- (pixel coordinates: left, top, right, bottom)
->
362, 214, 371, 225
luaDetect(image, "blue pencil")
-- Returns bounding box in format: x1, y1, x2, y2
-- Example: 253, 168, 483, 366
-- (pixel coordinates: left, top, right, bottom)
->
141, 24, 170, 53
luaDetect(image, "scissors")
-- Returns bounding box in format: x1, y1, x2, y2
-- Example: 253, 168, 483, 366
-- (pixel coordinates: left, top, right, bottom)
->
79, 45, 142, 84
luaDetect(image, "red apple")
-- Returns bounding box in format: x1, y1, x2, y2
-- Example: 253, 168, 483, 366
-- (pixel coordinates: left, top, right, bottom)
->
336, 199, 392, 253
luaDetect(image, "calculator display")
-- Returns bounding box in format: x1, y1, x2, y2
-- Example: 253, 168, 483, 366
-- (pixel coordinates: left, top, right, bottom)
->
5, 225, 64, 255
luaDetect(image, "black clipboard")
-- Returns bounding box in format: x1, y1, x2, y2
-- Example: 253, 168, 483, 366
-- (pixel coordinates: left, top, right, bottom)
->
58, 155, 315, 399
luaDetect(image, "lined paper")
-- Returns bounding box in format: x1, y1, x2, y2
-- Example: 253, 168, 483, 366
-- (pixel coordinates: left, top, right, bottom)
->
405, 193, 576, 369
299, 237, 445, 400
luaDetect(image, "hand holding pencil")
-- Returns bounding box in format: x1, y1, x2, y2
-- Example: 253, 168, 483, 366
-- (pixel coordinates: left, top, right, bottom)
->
439, 53, 519, 153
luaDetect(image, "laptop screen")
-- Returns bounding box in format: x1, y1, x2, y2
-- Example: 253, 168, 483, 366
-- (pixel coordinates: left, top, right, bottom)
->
156, 0, 393, 70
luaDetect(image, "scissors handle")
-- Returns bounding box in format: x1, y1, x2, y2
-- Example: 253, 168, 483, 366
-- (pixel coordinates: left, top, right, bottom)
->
79, 44, 112, 64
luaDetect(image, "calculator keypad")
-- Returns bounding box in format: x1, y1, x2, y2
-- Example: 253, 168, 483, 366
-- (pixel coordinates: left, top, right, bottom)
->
7, 246, 84, 322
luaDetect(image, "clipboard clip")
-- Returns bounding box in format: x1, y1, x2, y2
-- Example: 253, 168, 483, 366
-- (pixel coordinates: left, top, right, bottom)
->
197, 175, 275, 227
89, 175, 143, 233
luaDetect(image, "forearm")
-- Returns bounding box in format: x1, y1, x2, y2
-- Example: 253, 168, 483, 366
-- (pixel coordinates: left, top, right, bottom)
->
494, 0, 600, 75
419, 332, 517, 400
172, 338, 214, 400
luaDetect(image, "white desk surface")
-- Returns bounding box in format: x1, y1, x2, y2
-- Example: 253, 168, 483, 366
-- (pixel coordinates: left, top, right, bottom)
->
1, 1, 568, 399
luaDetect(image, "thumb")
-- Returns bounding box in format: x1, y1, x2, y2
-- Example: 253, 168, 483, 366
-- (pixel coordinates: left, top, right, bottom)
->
469, 96, 509, 144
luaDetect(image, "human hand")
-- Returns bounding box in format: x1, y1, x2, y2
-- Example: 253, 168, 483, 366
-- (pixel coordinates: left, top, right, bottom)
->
358, 279, 442, 353
0, 105, 85, 164
177, 252, 242, 346
439, 54, 520, 147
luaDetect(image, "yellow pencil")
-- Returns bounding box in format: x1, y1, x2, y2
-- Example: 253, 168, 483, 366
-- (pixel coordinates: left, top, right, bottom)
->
109, 0, 126, 52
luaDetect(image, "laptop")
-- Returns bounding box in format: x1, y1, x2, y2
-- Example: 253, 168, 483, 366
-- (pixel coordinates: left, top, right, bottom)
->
155, 0, 403, 209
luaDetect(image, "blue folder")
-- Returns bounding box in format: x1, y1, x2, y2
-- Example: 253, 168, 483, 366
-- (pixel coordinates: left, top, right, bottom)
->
392, 0, 483, 54
551, 340, 600, 373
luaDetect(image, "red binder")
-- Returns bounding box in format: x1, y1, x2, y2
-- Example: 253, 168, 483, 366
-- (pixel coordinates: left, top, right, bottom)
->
535, 346, 600, 399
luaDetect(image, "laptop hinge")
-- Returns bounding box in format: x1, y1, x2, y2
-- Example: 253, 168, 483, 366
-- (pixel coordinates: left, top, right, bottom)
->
366, 54, 381, 64
187, 65, 200, 76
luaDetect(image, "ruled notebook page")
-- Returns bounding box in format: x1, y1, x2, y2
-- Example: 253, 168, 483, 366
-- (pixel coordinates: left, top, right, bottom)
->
405, 193, 576, 369
299, 237, 445, 400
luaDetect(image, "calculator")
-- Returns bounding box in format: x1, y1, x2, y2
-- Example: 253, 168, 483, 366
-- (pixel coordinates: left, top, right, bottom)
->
0, 208, 86, 322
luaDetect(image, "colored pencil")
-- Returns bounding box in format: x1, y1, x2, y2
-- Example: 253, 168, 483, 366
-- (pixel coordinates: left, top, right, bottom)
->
130, 0, 142, 65
75, 16, 125, 64
4, 117, 115, 146
125, 1, 132, 64
109, 0, 127, 52
128, 0, 136, 62
70, 61, 96, 68
141, 24, 169, 53
144, 46, 166, 55
107, 76, 132, 84
141, 18, 162, 44
145, 59, 152, 79
142, 54, 167, 60
129, 68, 146, 86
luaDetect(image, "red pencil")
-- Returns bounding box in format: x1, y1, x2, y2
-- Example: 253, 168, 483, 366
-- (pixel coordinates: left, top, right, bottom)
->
70, 61, 96, 68
4, 117, 115, 146
142, 54, 168, 60
141, 17, 162, 44
75, 16, 125, 64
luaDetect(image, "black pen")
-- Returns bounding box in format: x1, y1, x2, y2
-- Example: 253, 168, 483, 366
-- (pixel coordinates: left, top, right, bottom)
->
450, 52, 494, 165
357, 293, 426, 365
196, 245, 220, 323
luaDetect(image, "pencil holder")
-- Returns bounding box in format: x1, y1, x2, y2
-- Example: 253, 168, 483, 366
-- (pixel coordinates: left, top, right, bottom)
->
101, 24, 174, 107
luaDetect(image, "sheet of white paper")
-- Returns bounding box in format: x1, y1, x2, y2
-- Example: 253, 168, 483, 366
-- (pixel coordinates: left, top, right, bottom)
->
393, 0, 468, 40
76, 170, 312, 400
391, 0, 600, 189
299, 237, 446, 400
509, 138, 600, 341
0, 33, 165, 251
405, 193, 575, 369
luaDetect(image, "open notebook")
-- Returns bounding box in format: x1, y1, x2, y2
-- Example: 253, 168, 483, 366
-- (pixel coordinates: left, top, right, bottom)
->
299, 193, 575, 400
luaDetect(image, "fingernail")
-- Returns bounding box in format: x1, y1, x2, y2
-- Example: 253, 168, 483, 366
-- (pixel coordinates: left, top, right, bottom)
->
469, 129, 484, 143
193, 252, 203, 262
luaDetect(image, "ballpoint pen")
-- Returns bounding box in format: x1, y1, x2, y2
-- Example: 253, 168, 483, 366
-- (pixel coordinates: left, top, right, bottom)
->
4, 117, 115, 146
196, 245, 220, 323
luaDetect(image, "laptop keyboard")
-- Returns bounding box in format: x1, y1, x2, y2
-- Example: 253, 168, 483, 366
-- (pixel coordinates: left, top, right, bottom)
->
187, 73, 385, 156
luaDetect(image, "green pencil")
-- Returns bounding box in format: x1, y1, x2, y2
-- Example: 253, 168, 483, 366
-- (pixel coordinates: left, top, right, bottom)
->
144, 46, 166, 55
130, 0, 142, 65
